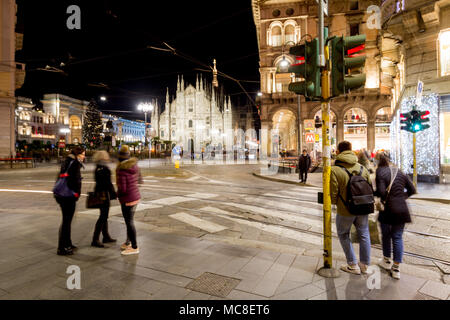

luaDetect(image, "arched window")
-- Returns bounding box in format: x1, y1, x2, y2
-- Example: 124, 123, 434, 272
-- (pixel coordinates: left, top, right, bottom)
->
272, 25, 282, 47
285, 24, 295, 44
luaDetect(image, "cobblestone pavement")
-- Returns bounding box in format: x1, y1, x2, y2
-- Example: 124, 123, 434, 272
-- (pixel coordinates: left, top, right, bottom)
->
0, 162, 449, 300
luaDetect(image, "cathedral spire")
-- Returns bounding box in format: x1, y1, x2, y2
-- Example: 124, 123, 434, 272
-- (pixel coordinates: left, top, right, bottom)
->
177, 75, 180, 91
181, 75, 184, 90
200, 74, 203, 90
166, 88, 170, 104
196, 74, 199, 91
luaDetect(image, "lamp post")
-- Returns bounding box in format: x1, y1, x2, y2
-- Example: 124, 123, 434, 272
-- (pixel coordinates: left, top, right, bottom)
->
137, 102, 154, 168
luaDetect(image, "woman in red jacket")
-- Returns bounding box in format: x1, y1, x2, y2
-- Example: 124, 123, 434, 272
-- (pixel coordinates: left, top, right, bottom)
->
116, 145, 142, 255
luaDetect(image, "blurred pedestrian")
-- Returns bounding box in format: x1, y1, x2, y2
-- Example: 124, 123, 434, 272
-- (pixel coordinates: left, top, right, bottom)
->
298, 149, 311, 183
330, 141, 373, 275
55, 146, 85, 256
375, 154, 416, 280
116, 145, 142, 255
91, 151, 118, 248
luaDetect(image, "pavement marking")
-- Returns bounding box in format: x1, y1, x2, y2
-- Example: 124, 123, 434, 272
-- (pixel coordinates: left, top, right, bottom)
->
169, 212, 228, 233
143, 180, 159, 183
186, 176, 202, 181
148, 193, 218, 206
248, 197, 322, 217
78, 201, 162, 215
216, 213, 323, 246
0, 189, 87, 197
223, 202, 336, 233
200, 206, 242, 218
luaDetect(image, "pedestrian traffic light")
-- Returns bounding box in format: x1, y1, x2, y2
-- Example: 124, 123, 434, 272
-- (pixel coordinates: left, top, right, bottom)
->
400, 109, 431, 133
288, 39, 321, 99
329, 35, 366, 97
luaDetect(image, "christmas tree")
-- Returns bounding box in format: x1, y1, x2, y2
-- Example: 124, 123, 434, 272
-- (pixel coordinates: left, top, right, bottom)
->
82, 100, 103, 149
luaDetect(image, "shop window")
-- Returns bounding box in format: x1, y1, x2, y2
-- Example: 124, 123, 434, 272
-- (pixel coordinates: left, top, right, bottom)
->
350, 23, 359, 36
439, 29, 450, 77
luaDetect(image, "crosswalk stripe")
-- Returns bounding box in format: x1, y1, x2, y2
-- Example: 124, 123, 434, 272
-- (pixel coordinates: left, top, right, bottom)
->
216, 214, 323, 246
169, 212, 228, 233
143, 180, 159, 183
200, 206, 242, 218
223, 201, 337, 234
246, 197, 322, 217
186, 176, 202, 181
78, 201, 162, 216
148, 193, 217, 205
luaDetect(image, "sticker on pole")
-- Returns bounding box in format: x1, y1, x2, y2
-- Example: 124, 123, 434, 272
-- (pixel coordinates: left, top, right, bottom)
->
416, 80, 423, 106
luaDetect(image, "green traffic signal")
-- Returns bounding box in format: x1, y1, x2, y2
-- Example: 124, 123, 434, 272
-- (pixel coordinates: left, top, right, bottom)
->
400, 109, 431, 133
330, 35, 366, 97
288, 39, 321, 99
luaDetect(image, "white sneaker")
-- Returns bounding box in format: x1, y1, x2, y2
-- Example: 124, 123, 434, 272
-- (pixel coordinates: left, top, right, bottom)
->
358, 262, 369, 274
391, 265, 400, 280
340, 264, 361, 275
121, 247, 139, 255
378, 257, 393, 271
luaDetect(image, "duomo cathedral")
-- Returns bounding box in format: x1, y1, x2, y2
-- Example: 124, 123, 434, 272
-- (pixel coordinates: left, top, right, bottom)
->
150, 75, 234, 151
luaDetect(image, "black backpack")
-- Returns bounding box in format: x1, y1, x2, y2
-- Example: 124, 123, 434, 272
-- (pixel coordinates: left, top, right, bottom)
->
336, 164, 374, 215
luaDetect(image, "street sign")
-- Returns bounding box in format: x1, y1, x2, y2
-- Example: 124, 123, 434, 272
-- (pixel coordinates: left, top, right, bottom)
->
316, 0, 328, 16
416, 80, 423, 106
315, 134, 320, 142
305, 133, 315, 143
304, 119, 315, 131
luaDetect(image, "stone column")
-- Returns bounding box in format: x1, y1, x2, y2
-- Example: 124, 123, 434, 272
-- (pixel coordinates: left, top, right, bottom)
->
260, 120, 273, 159
336, 116, 344, 145
367, 119, 376, 152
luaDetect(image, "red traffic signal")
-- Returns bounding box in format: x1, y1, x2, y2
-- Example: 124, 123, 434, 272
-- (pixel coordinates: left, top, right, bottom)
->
420, 110, 430, 120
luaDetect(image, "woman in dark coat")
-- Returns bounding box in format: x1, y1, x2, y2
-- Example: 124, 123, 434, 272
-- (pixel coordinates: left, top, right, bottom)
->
375, 154, 416, 280
91, 151, 117, 247
55, 146, 85, 256
116, 145, 142, 255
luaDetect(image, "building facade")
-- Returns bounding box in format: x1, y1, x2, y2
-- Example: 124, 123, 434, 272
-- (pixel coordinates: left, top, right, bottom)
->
381, 0, 450, 183
101, 114, 145, 145
0, 0, 23, 157
252, 0, 392, 158
154, 75, 233, 152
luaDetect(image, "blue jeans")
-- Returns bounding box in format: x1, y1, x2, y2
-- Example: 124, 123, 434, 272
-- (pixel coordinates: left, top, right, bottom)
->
380, 223, 405, 263
336, 214, 371, 265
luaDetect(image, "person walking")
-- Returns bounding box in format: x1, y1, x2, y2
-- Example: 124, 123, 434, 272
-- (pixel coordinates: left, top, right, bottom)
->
55, 146, 85, 256
375, 154, 416, 280
330, 141, 373, 274
116, 145, 142, 255
298, 149, 312, 183
91, 151, 118, 248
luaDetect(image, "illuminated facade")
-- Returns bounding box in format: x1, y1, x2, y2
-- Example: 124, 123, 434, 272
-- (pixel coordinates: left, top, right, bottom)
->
381, 0, 450, 182
252, 0, 391, 158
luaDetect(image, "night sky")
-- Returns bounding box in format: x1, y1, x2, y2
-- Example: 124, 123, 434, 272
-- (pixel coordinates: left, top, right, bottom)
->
16, 0, 260, 119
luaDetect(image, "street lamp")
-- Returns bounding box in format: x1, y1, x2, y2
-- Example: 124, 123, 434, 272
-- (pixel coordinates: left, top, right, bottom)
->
100, 96, 107, 102
137, 102, 154, 167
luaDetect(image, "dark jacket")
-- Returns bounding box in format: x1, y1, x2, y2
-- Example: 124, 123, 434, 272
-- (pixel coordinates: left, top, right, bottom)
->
116, 158, 142, 204
298, 154, 312, 171
375, 166, 416, 225
57, 154, 83, 200
94, 164, 117, 203
331, 151, 372, 217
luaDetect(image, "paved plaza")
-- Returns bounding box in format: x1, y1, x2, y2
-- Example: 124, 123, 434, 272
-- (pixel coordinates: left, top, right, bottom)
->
0, 162, 449, 300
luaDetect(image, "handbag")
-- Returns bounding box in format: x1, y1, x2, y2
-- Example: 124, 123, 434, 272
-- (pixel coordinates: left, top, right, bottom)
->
53, 160, 76, 198
86, 191, 105, 209
375, 167, 398, 212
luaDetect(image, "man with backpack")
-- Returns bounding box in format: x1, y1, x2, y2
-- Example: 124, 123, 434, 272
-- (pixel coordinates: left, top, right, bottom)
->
330, 141, 374, 275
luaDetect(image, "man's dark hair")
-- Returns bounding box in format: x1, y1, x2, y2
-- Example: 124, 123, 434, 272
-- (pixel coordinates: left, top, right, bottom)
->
337, 141, 352, 153
303, 149, 307, 153
71, 146, 85, 156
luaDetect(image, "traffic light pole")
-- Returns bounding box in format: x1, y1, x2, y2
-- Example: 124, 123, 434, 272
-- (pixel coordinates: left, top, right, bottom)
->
413, 133, 417, 188
317, 2, 339, 279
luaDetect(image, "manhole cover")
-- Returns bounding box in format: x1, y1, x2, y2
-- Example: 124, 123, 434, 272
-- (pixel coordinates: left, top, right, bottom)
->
186, 272, 241, 298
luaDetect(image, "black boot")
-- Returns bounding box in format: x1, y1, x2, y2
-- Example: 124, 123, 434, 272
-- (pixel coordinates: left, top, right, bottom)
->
91, 240, 105, 248
102, 222, 116, 243
57, 247, 74, 256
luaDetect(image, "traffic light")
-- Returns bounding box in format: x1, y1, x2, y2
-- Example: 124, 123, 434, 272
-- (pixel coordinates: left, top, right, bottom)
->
401, 109, 431, 133
288, 39, 321, 99
329, 35, 367, 97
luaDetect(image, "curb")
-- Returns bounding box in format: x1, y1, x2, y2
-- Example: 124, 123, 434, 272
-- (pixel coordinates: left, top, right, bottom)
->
252, 172, 321, 188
